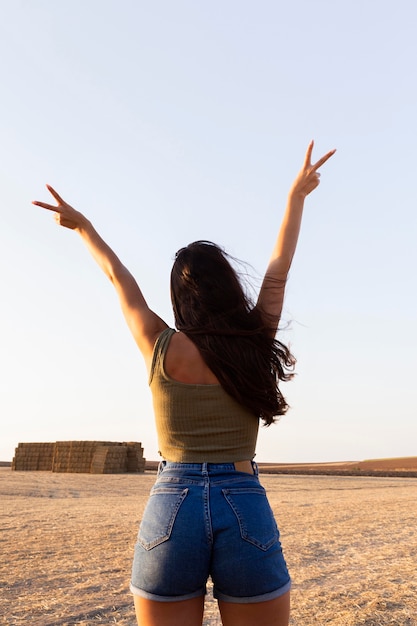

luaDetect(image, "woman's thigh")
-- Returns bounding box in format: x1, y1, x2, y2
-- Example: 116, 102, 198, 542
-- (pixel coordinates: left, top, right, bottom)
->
218, 591, 290, 626
134, 595, 205, 626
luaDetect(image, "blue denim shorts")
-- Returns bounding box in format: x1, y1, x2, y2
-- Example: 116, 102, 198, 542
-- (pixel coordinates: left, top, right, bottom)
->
130, 461, 291, 603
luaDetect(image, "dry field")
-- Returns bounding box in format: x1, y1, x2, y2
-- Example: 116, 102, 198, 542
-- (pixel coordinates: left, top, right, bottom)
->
258, 457, 417, 477
1, 468, 416, 626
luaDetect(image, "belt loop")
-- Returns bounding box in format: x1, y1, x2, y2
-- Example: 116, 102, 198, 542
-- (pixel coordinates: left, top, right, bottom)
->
202, 462, 208, 476
252, 460, 259, 476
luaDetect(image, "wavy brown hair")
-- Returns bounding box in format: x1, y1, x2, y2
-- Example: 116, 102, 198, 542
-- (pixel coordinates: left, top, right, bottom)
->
170, 241, 295, 425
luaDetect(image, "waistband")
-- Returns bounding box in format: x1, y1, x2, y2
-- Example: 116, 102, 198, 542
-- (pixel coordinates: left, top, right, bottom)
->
159, 460, 258, 476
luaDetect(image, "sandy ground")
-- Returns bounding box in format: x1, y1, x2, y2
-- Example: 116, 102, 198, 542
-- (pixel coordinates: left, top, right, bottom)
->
1, 468, 416, 625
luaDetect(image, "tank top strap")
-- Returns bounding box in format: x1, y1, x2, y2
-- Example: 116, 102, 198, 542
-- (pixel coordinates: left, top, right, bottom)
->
148, 327, 176, 385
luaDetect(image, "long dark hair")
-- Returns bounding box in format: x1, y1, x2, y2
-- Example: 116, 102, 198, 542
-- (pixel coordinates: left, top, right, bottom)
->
170, 241, 295, 425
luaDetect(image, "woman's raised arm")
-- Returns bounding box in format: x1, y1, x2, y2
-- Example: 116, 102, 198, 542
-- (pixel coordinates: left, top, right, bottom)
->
256, 141, 336, 335
33, 185, 167, 363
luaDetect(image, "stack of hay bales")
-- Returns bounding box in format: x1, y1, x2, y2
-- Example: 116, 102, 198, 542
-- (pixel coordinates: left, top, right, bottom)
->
126, 442, 146, 473
11, 442, 54, 471
90, 445, 127, 473
38, 443, 54, 470
12, 441, 146, 474
51, 441, 72, 473
52, 441, 114, 473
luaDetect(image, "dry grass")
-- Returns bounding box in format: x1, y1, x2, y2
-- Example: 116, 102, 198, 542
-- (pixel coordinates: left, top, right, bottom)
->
1, 468, 416, 625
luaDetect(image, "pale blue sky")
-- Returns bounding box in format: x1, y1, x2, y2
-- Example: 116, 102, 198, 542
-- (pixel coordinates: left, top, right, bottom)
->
1, 1, 416, 463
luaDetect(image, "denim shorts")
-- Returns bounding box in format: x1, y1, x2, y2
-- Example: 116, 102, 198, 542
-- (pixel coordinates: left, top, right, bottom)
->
130, 461, 291, 603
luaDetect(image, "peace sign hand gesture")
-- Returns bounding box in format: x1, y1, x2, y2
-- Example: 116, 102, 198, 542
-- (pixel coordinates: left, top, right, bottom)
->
32, 185, 87, 231
290, 141, 336, 199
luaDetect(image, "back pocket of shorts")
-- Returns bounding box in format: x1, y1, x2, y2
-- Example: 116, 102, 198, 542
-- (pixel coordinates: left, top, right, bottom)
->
138, 487, 189, 550
222, 487, 279, 551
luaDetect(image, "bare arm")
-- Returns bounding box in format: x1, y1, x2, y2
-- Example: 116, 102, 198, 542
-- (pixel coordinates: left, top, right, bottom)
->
32, 185, 167, 363
256, 141, 336, 334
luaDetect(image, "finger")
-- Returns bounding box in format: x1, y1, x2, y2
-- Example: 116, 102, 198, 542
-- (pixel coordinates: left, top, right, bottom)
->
311, 149, 336, 172
32, 200, 61, 212
46, 184, 66, 205
303, 140, 314, 168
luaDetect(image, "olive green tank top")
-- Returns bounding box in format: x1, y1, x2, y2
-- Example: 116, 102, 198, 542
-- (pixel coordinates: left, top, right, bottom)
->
149, 328, 259, 462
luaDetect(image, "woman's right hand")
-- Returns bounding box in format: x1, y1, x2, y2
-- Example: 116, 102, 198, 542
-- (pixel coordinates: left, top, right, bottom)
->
32, 185, 87, 231
289, 140, 336, 199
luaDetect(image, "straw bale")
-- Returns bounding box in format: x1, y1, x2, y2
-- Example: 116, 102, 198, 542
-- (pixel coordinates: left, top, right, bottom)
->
12, 440, 146, 474
126, 442, 146, 473
11, 442, 55, 471
90, 446, 128, 474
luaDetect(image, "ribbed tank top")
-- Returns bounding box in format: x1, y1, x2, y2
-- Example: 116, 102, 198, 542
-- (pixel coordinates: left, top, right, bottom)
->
149, 328, 259, 462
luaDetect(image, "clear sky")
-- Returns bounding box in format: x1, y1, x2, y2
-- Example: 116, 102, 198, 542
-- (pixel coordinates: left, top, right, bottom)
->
1, 0, 416, 463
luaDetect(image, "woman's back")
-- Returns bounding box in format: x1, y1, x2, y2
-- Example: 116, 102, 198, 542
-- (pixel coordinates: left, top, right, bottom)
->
163, 331, 220, 385
149, 328, 259, 463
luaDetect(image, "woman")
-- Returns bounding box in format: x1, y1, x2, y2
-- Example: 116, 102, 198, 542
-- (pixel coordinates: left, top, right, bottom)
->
33, 141, 335, 626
